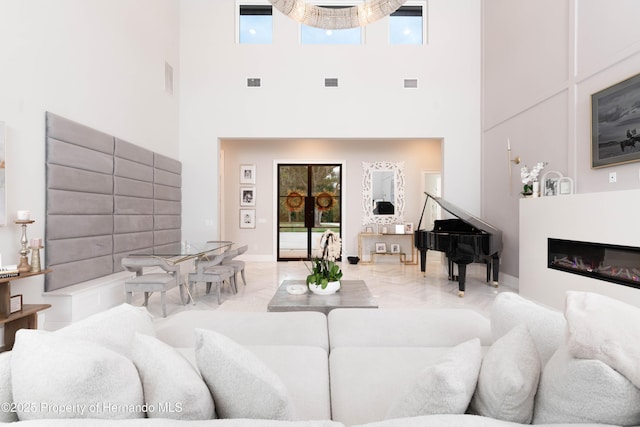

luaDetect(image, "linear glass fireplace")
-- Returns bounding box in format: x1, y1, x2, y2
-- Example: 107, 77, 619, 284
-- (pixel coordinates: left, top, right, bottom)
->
548, 238, 640, 289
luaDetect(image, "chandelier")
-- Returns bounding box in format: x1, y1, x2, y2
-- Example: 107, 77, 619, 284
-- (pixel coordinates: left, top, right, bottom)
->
269, 0, 407, 30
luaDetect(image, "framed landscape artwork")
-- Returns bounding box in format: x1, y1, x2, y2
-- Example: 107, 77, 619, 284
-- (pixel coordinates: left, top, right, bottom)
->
591, 72, 640, 168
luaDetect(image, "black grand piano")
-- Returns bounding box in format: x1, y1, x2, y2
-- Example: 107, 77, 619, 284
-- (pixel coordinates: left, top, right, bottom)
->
414, 192, 502, 297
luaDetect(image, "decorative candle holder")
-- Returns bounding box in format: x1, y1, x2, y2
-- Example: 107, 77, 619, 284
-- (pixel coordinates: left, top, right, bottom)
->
30, 245, 42, 273
15, 220, 35, 273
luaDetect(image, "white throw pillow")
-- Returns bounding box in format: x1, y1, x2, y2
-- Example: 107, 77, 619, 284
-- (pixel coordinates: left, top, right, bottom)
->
491, 292, 565, 365
533, 345, 640, 425
55, 303, 155, 357
385, 338, 481, 419
0, 352, 17, 422
470, 324, 541, 423
194, 328, 295, 420
565, 291, 640, 389
131, 333, 215, 420
11, 329, 144, 421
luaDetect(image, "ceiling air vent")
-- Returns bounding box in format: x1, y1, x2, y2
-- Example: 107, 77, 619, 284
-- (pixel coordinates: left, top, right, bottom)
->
325, 78, 339, 88
247, 78, 261, 87
404, 79, 418, 89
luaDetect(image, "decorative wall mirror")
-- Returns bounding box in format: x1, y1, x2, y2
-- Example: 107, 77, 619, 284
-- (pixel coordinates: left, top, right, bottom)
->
362, 161, 405, 225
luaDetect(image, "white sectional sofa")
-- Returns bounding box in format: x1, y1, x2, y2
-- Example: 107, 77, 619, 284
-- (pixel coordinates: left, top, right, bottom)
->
1, 291, 638, 426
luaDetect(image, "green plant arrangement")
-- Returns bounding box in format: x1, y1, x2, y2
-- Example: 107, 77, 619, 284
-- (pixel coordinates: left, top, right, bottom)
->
306, 258, 343, 289
305, 230, 343, 290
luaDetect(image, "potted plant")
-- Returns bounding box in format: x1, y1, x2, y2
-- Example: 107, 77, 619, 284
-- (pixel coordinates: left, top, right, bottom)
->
520, 162, 546, 197
306, 230, 343, 294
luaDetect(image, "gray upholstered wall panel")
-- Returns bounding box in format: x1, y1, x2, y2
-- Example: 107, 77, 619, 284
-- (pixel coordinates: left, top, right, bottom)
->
46, 256, 115, 292
47, 139, 114, 174
154, 153, 182, 174
154, 184, 181, 201
113, 139, 156, 273
114, 215, 153, 234
154, 215, 181, 230
153, 153, 181, 250
47, 189, 113, 215
47, 236, 113, 266
154, 200, 181, 215
46, 112, 115, 292
115, 138, 154, 166
154, 168, 182, 187
47, 112, 114, 154
47, 215, 113, 240
113, 231, 154, 253
114, 196, 154, 215
114, 176, 153, 198
114, 158, 154, 182
47, 164, 113, 194
45, 112, 181, 291
154, 229, 181, 246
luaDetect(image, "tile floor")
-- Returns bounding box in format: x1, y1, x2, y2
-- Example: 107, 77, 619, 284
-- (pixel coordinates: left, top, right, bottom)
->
132, 252, 518, 319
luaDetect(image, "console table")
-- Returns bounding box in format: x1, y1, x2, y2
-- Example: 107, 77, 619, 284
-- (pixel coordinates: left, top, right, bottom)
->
358, 232, 417, 265
0, 270, 52, 352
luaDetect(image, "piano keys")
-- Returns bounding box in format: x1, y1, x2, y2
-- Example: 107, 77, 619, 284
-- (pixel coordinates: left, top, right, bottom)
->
414, 192, 503, 297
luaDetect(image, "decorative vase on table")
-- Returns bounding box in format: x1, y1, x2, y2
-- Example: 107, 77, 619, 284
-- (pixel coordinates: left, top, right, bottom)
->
521, 162, 546, 198
308, 279, 341, 295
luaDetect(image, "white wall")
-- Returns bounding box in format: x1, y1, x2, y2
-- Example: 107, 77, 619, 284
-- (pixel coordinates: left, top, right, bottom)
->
180, 0, 482, 245
220, 138, 441, 259
520, 190, 640, 310
0, 0, 180, 303
482, 0, 640, 278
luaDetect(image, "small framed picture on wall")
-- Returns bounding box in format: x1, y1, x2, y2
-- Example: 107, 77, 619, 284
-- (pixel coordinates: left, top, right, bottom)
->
240, 187, 256, 206
239, 209, 255, 229
240, 164, 256, 184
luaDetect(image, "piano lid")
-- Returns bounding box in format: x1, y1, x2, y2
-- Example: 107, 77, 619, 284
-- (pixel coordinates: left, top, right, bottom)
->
422, 192, 502, 249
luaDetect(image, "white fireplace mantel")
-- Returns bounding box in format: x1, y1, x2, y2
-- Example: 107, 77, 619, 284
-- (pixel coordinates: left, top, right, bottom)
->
519, 189, 640, 311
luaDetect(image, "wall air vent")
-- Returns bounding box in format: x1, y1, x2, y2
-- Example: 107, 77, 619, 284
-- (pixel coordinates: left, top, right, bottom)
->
247, 78, 261, 87
404, 79, 418, 89
325, 78, 339, 88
